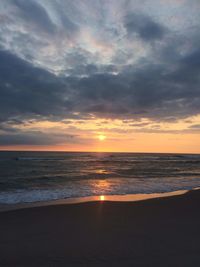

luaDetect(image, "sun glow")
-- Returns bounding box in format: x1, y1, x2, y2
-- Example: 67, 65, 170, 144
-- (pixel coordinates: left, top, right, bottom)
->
98, 135, 106, 141
100, 195, 105, 201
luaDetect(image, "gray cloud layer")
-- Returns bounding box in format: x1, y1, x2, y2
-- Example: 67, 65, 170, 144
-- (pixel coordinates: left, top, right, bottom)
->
124, 13, 167, 41
0, 0, 200, 145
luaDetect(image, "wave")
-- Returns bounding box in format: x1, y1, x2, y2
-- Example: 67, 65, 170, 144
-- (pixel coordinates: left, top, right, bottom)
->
13, 157, 66, 161
0, 179, 199, 204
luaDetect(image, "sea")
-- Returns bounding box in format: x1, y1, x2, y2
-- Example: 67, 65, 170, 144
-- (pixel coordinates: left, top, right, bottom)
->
0, 151, 200, 204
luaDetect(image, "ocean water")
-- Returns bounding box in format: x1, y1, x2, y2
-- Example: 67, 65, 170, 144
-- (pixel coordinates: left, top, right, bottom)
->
0, 151, 200, 204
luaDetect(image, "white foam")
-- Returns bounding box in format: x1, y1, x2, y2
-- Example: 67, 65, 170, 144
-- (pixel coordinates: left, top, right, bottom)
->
0, 177, 199, 204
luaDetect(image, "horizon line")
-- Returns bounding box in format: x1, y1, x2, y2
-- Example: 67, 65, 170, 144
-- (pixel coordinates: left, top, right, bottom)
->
0, 149, 199, 155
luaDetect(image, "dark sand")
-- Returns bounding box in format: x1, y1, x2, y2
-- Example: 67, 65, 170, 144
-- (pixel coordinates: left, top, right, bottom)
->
0, 190, 200, 267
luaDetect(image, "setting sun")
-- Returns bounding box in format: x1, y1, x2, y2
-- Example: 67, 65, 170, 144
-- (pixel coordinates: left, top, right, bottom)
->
98, 135, 106, 141
100, 195, 105, 201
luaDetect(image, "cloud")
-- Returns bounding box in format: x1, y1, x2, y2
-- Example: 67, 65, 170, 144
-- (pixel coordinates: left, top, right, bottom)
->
12, 0, 56, 34
0, 0, 200, 146
0, 50, 72, 122
130, 122, 150, 127
124, 13, 167, 41
65, 46, 200, 120
188, 124, 200, 129
0, 130, 76, 146
1, 41, 200, 125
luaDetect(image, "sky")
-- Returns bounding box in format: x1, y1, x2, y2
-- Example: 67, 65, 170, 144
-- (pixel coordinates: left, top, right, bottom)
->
0, 0, 200, 153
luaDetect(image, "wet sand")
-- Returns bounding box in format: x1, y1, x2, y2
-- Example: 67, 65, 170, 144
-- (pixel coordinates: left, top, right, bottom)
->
0, 189, 200, 266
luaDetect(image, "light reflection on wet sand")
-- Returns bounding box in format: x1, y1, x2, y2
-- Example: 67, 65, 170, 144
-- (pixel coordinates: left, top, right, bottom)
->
1, 189, 198, 212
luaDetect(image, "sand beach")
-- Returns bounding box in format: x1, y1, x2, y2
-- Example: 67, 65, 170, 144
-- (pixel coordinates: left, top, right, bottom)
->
0, 189, 199, 266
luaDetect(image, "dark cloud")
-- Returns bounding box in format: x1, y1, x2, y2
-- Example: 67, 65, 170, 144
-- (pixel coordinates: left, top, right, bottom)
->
0, 132, 55, 146
0, 0, 200, 150
130, 122, 150, 127
0, 1, 199, 147
1, 39, 200, 127
56, 3, 79, 37
189, 124, 200, 129
13, 0, 56, 34
0, 130, 77, 146
65, 46, 200, 120
124, 13, 167, 41
0, 50, 73, 122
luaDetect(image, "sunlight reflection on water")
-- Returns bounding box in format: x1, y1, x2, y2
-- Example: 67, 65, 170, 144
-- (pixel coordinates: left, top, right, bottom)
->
91, 179, 112, 195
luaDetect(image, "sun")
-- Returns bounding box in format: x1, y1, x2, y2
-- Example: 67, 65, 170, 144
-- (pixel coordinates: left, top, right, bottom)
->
100, 195, 105, 201
98, 135, 106, 141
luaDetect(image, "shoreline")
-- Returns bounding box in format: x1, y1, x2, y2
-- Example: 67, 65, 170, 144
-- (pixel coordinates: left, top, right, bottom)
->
0, 188, 199, 266
0, 187, 199, 212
